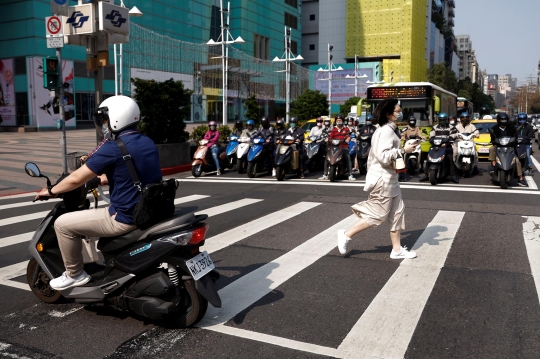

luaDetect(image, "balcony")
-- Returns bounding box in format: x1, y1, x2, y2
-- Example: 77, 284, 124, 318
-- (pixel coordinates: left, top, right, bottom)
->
448, 18, 454, 27
447, 0, 455, 8
448, 8, 455, 18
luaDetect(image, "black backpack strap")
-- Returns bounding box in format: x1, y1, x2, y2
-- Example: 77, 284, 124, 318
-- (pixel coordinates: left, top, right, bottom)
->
115, 137, 141, 191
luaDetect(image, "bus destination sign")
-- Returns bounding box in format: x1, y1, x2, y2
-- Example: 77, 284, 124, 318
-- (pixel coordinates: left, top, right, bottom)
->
368, 86, 430, 99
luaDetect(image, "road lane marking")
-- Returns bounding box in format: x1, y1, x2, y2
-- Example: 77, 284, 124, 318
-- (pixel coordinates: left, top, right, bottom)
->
195, 198, 262, 217
525, 175, 537, 189
0, 232, 33, 249
201, 201, 321, 253
0, 191, 110, 211
0, 262, 28, 291
337, 211, 465, 359
174, 194, 209, 205
531, 156, 540, 172
522, 216, 540, 305
178, 178, 538, 194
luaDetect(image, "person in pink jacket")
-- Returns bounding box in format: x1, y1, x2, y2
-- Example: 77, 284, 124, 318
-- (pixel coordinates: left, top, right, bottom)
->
204, 121, 221, 175
337, 98, 418, 259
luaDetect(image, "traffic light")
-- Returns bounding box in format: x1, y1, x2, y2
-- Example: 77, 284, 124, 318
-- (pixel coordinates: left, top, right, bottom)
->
42, 57, 59, 90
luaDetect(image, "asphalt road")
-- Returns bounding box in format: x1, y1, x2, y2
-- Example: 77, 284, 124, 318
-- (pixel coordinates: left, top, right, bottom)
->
1, 131, 540, 358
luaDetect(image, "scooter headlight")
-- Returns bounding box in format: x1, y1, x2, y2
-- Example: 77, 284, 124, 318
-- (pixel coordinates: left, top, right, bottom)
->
336, 156, 342, 161
332, 140, 340, 146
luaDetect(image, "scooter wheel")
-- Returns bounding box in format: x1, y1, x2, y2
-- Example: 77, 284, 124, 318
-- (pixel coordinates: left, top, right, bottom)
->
329, 165, 337, 182
429, 169, 438, 186
192, 164, 203, 178
165, 279, 208, 328
276, 166, 285, 181
27, 258, 63, 303
499, 170, 507, 189
247, 162, 256, 178
237, 158, 245, 174
462, 163, 470, 178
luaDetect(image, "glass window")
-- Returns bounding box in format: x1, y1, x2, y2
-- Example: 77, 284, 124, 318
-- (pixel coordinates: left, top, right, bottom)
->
310, 14, 315, 21
309, 44, 315, 51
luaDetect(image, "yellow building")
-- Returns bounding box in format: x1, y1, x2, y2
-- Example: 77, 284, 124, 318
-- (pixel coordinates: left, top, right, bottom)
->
346, 0, 429, 83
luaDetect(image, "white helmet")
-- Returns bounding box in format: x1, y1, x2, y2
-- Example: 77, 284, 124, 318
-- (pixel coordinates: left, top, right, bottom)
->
95, 95, 140, 136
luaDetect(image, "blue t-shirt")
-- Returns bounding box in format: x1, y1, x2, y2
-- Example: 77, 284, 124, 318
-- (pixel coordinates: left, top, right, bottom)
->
86, 130, 162, 224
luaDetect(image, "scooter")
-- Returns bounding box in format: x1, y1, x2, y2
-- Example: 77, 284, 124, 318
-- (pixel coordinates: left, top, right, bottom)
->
357, 133, 372, 175
225, 135, 240, 169
304, 135, 326, 172
455, 133, 477, 178
426, 136, 454, 185
515, 135, 531, 177
192, 140, 228, 178
327, 139, 349, 182
489, 135, 517, 189
236, 137, 251, 174
404, 136, 422, 175
24, 162, 220, 327
275, 135, 301, 181
246, 137, 271, 178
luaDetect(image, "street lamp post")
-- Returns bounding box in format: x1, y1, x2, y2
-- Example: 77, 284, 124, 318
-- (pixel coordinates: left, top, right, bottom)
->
318, 44, 343, 116
272, 27, 303, 123
345, 54, 368, 97
207, 0, 245, 126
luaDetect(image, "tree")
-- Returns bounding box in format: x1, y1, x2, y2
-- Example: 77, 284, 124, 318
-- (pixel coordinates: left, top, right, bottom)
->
457, 89, 471, 100
289, 89, 329, 122
340, 97, 361, 115
244, 95, 262, 123
131, 78, 191, 144
426, 62, 457, 93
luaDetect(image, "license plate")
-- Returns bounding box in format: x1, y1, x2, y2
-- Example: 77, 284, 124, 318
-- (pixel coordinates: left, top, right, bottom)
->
478, 148, 490, 153
186, 251, 215, 281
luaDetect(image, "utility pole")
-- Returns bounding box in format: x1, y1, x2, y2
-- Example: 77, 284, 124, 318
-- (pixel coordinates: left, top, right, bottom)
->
57, 47, 68, 174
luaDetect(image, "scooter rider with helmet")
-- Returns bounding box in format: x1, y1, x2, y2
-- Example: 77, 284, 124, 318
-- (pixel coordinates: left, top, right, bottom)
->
320, 114, 355, 181
309, 117, 325, 138
232, 120, 243, 137
489, 112, 527, 186
453, 112, 480, 175
323, 118, 333, 137
252, 116, 276, 173
241, 119, 257, 138
286, 117, 306, 178
272, 118, 288, 177
400, 115, 427, 180
35, 95, 162, 290
420, 112, 459, 183
516, 112, 535, 174
203, 120, 222, 175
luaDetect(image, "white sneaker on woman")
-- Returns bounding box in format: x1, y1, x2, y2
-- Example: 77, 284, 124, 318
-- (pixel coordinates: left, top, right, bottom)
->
390, 246, 417, 259
50, 271, 90, 290
337, 230, 351, 255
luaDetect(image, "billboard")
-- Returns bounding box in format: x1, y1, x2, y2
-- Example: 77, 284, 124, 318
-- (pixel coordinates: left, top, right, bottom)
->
0, 59, 16, 126
28, 57, 75, 128
314, 68, 373, 105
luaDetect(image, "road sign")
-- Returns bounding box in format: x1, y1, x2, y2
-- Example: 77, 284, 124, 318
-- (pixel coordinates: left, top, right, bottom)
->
51, 0, 68, 16
46, 16, 63, 37
99, 2, 130, 36
64, 4, 95, 36
47, 37, 64, 49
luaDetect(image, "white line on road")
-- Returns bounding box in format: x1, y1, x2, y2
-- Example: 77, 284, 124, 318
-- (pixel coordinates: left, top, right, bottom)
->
195, 198, 263, 217
525, 175, 538, 190
522, 216, 540, 306
0, 191, 110, 211
0, 232, 33, 249
337, 211, 465, 359
531, 156, 540, 172
174, 194, 209, 205
0, 262, 28, 291
201, 201, 321, 253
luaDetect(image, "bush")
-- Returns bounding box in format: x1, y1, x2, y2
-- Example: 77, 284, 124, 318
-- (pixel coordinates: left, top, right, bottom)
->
190, 124, 231, 143
132, 78, 192, 144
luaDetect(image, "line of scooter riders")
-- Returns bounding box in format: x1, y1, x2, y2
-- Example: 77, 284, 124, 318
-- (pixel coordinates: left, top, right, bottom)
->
191, 111, 536, 188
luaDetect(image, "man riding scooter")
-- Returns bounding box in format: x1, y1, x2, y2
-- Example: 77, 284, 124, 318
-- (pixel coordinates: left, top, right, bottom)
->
400, 115, 426, 181
319, 114, 354, 181
355, 114, 377, 174
453, 112, 480, 176
489, 112, 527, 187
420, 112, 459, 183
285, 117, 306, 178
516, 112, 535, 175
272, 118, 287, 177
251, 116, 275, 175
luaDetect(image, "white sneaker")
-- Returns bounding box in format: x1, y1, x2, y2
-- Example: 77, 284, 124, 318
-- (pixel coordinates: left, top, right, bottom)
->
318, 175, 328, 180
272, 169, 276, 177
337, 229, 351, 255
348, 175, 356, 181
390, 246, 417, 259
50, 271, 90, 291
216, 169, 221, 176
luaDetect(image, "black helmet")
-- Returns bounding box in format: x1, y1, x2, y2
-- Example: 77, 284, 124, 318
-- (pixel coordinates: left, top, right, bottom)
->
335, 113, 345, 121
408, 115, 417, 127
335, 114, 345, 127
276, 118, 284, 128
261, 116, 270, 129
290, 117, 298, 125
496, 112, 509, 127
235, 120, 243, 129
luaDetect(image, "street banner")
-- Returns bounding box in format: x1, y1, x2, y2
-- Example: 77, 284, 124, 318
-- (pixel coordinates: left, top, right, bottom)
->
27, 57, 75, 129
0, 59, 16, 126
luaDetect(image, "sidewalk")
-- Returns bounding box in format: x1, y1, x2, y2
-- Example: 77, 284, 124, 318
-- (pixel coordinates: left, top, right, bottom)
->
0, 129, 97, 196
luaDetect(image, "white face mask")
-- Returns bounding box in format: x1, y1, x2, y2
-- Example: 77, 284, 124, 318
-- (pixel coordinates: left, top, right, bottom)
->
102, 124, 111, 139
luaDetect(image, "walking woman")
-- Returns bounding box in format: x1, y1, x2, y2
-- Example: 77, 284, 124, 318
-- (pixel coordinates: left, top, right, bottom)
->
337, 98, 418, 259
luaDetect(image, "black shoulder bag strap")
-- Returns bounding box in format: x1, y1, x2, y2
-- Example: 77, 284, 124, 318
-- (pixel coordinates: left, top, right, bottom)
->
115, 137, 142, 192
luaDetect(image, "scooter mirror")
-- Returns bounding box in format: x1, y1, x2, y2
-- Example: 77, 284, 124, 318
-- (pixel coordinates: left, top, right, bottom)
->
25, 162, 42, 178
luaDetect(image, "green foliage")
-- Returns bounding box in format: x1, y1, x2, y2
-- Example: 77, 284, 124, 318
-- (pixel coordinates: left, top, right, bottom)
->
340, 97, 361, 115
426, 63, 457, 93
457, 89, 471, 99
189, 124, 231, 143
190, 125, 208, 142
457, 77, 495, 113
244, 95, 262, 123
290, 89, 329, 122
132, 78, 192, 144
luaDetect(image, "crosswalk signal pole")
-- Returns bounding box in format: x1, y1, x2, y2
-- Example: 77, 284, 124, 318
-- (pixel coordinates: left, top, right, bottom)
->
57, 47, 68, 174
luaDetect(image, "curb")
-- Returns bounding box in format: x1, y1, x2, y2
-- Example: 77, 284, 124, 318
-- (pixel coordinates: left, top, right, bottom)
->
161, 164, 192, 176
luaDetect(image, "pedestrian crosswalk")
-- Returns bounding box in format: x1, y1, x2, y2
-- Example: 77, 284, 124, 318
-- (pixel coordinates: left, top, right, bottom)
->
0, 192, 539, 358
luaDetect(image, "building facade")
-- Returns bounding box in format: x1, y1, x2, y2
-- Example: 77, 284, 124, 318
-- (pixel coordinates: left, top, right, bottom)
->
0, 0, 302, 130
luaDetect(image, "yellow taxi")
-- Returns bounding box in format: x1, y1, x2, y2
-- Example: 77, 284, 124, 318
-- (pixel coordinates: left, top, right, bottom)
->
472, 117, 496, 159
301, 116, 332, 140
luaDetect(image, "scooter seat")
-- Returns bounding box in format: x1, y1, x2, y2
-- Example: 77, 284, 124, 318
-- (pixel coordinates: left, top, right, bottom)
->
97, 212, 206, 253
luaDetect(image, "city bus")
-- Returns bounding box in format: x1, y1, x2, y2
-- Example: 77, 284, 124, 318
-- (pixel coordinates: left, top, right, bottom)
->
366, 82, 457, 151
457, 97, 474, 117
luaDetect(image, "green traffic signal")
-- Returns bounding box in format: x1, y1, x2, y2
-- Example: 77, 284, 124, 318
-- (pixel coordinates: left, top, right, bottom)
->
42, 57, 59, 90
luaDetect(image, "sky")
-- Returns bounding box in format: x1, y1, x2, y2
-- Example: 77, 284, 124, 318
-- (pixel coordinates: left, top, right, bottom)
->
453, 0, 540, 84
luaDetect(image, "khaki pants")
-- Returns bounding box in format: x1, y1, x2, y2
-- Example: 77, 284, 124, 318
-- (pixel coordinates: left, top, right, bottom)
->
489, 145, 522, 177
351, 180, 405, 231
54, 208, 136, 277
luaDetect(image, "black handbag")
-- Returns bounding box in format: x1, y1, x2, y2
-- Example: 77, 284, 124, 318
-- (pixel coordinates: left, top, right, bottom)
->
115, 138, 178, 229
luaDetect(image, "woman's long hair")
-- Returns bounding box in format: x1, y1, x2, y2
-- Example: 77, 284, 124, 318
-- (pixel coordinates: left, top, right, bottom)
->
374, 98, 398, 126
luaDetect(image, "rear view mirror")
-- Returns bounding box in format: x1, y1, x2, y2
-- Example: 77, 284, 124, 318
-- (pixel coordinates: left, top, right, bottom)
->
25, 162, 42, 177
